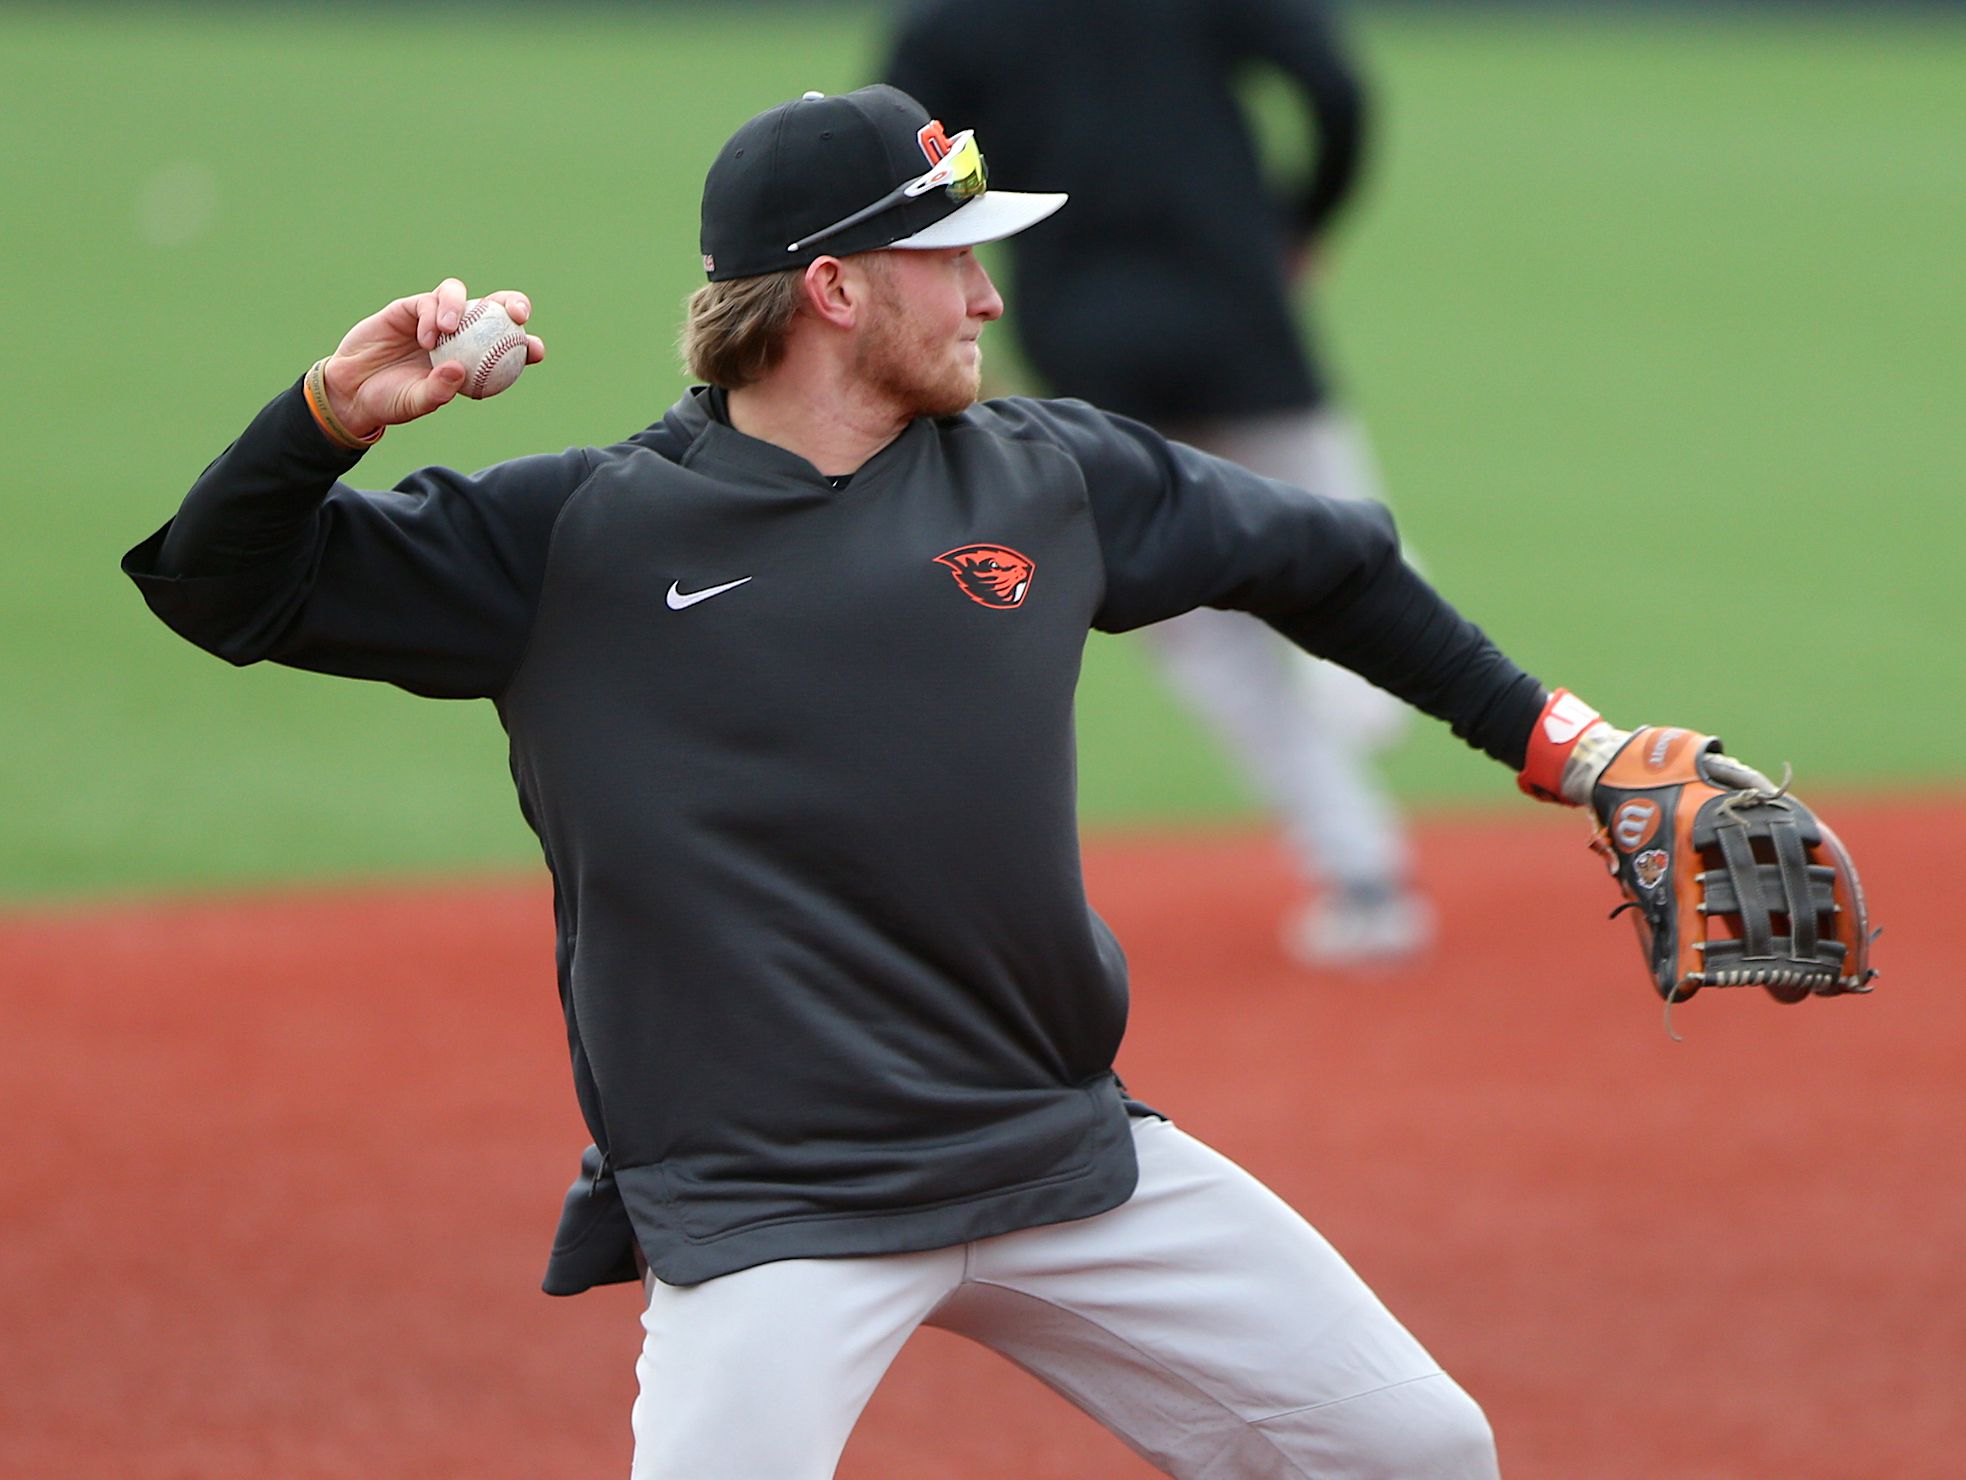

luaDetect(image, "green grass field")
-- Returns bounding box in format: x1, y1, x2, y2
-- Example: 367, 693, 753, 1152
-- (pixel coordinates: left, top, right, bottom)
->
4, 3, 1961, 899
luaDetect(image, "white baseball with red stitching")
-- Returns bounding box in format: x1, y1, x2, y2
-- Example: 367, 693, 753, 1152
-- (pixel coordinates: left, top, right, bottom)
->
431, 298, 527, 400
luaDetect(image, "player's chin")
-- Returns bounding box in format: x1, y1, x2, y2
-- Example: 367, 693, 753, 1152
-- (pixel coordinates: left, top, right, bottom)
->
911, 358, 983, 418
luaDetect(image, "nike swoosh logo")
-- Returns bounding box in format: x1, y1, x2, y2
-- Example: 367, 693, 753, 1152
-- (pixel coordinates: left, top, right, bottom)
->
666, 576, 753, 611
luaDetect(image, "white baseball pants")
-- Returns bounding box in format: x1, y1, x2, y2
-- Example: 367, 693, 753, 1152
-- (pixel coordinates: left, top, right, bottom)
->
1141, 407, 1413, 894
631, 1117, 1497, 1479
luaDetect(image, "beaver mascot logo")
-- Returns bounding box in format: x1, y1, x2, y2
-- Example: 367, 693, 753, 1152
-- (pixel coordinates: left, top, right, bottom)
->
934, 545, 1035, 609
1633, 848, 1670, 891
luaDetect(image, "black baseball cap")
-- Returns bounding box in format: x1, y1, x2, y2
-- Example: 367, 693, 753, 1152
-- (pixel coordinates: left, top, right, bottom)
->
699, 85, 1066, 282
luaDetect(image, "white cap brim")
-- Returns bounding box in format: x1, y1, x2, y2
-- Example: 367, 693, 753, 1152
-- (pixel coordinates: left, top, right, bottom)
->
888, 190, 1068, 251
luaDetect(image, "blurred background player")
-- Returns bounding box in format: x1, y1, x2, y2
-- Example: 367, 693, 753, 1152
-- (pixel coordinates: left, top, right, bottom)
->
884, 0, 1431, 967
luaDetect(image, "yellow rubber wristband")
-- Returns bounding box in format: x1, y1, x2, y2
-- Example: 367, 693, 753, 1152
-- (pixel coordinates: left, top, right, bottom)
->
304, 358, 384, 451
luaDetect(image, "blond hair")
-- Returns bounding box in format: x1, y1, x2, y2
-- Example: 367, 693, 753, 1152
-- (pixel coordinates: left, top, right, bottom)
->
679, 269, 807, 389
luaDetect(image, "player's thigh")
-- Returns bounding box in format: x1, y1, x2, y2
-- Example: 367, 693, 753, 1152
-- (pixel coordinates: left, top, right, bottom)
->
941, 1118, 1497, 1479
631, 1246, 962, 1480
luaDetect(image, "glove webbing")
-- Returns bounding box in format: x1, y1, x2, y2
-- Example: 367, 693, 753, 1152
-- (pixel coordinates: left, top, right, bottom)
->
1696, 798, 1839, 986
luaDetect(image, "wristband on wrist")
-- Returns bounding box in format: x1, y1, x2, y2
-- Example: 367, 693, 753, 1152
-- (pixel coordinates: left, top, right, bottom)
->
303, 358, 385, 451
1518, 689, 1631, 806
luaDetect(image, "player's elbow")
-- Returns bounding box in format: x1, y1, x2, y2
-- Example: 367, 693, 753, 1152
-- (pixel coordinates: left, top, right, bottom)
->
122, 550, 307, 670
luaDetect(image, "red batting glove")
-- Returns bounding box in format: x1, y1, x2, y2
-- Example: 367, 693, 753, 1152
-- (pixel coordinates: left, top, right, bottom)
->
1518, 689, 1634, 806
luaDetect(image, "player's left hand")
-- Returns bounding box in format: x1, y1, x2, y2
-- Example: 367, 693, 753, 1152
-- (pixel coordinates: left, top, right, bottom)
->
1585, 726, 1878, 1006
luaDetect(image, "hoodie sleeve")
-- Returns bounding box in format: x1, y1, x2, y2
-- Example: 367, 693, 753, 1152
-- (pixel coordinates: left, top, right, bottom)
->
122, 377, 592, 700
1001, 397, 1545, 769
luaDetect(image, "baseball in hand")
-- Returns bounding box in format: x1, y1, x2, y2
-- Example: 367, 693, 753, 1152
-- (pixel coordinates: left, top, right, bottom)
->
431, 298, 529, 399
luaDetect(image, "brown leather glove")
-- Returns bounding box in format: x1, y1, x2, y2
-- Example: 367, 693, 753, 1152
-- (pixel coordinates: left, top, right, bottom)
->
1587, 727, 1878, 1004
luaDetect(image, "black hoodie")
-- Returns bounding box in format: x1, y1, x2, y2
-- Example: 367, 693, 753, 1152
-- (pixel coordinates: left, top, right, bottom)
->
124, 380, 1541, 1289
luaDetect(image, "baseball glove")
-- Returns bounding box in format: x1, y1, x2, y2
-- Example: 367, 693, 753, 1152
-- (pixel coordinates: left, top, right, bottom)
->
1588, 727, 1877, 1004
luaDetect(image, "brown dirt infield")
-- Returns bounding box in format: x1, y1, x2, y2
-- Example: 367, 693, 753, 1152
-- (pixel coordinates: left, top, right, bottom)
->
3, 797, 1957, 1478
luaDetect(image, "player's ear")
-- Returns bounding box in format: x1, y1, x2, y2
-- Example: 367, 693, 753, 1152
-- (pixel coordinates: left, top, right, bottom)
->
800, 256, 862, 331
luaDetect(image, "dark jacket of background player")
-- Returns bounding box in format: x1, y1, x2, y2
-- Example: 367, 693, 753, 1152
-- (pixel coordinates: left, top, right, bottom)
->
884, 0, 1366, 423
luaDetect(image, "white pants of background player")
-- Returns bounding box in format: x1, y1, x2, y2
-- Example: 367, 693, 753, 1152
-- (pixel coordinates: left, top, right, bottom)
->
1145, 408, 1418, 949
631, 1117, 1498, 1479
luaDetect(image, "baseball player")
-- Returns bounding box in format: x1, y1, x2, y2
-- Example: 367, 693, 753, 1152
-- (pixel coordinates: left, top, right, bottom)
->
122, 85, 1818, 1479
885, 0, 1431, 967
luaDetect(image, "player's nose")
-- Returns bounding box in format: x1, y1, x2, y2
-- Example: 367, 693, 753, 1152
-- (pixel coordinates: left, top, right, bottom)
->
965, 256, 1004, 321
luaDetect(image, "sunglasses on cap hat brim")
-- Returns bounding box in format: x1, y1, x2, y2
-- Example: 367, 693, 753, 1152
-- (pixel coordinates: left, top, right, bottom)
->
786, 129, 991, 255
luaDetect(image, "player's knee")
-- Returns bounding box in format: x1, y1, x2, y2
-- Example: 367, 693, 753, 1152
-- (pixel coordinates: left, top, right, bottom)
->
1365, 1375, 1498, 1479
1259, 1373, 1499, 1479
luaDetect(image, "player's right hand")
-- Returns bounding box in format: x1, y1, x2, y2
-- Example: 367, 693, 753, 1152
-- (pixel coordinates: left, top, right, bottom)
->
320, 279, 545, 438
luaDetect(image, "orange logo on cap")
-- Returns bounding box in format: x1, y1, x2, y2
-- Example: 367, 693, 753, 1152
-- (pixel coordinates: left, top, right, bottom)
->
917, 120, 954, 165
